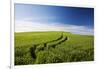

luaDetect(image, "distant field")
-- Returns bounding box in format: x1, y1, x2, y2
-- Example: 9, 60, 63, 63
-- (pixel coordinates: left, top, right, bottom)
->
14, 31, 94, 65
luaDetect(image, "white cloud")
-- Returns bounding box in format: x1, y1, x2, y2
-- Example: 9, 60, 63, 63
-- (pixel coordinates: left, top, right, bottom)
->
15, 20, 94, 35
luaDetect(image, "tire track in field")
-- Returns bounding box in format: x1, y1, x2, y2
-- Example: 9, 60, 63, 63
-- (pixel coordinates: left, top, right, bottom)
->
43, 33, 63, 47
46, 33, 67, 48
30, 33, 68, 59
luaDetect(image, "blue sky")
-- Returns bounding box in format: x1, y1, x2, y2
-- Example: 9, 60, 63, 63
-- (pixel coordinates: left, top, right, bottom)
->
15, 3, 94, 35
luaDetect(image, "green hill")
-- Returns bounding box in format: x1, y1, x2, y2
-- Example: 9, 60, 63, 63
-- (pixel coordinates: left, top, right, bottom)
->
14, 31, 94, 65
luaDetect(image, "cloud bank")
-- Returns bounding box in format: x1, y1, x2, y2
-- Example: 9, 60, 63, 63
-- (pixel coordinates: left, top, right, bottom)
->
15, 20, 94, 35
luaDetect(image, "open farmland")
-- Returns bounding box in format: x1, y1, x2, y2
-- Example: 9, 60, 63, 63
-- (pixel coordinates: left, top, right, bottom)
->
14, 31, 94, 65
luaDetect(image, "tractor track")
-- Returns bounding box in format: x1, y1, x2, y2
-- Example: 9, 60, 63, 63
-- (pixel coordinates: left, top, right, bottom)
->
30, 33, 68, 59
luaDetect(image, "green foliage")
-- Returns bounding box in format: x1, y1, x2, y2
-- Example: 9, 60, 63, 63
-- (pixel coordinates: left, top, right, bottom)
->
15, 31, 94, 65
35, 44, 45, 53
15, 54, 35, 65
35, 50, 63, 64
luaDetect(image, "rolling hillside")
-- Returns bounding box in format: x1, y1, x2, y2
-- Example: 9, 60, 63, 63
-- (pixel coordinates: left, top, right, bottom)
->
15, 31, 94, 65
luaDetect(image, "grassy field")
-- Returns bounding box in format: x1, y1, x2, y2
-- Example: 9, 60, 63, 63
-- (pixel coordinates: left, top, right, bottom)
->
14, 31, 94, 65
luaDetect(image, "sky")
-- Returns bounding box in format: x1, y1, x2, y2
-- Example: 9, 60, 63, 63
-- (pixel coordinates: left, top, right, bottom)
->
15, 3, 94, 35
